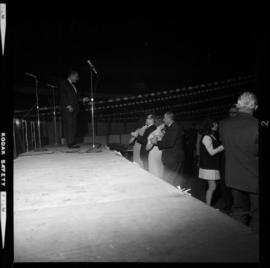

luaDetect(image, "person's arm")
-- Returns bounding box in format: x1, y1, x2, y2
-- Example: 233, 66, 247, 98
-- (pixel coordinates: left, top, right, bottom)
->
156, 124, 179, 150
136, 134, 148, 145
60, 81, 74, 112
131, 129, 139, 137
202, 136, 224, 156
129, 128, 140, 145
195, 133, 201, 156
129, 136, 136, 145
146, 133, 155, 151
136, 127, 154, 145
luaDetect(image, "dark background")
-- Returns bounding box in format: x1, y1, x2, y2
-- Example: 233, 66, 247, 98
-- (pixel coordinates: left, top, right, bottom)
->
12, 15, 262, 110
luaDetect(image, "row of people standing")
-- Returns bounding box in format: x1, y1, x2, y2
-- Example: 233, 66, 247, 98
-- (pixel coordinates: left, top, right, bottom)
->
130, 92, 258, 233
197, 92, 258, 232
130, 112, 185, 188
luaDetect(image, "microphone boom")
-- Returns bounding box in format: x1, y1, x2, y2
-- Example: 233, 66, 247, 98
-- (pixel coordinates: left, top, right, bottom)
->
87, 60, 98, 75
25, 72, 37, 79
47, 84, 57, 88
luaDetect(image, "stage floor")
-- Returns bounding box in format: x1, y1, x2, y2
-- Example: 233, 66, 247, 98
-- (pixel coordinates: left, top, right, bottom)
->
14, 145, 259, 262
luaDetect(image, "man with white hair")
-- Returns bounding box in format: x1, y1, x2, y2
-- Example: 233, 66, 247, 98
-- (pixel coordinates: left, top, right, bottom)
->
219, 92, 258, 232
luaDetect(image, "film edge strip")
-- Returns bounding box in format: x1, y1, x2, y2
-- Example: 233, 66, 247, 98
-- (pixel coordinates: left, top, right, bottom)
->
0, 2, 7, 253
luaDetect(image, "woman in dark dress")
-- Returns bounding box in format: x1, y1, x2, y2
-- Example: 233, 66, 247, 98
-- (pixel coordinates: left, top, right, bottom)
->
198, 119, 224, 206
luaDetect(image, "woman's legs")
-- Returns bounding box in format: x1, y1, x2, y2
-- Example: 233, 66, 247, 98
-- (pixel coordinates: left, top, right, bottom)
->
206, 180, 216, 206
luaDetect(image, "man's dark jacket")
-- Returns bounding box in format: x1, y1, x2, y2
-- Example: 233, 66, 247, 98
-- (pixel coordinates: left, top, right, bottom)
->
59, 79, 79, 114
157, 122, 184, 166
219, 112, 258, 193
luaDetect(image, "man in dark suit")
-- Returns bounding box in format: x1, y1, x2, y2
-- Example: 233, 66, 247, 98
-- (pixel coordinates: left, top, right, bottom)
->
218, 104, 239, 213
219, 92, 258, 232
59, 70, 89, 148
151, 111, 185, 187
135, 114, 156, 170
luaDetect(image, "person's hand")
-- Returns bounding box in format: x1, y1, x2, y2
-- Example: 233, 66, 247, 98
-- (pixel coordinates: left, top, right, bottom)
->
66, 105, 74, 112
150, 136, 158, 144
218, 145, 224, 152
131, 131, 138, 137
82, 97, 90, 103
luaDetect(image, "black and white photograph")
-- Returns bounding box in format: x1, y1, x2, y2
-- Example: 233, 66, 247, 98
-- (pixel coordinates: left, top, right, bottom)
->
0, 5, 269, 265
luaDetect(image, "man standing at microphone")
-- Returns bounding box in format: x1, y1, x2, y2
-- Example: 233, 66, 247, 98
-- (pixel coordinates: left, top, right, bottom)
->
59, 70, 89, 148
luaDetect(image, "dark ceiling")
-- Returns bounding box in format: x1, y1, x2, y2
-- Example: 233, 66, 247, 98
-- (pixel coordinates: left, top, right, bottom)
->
13, 16, 258, 89
11, 13, 264, 113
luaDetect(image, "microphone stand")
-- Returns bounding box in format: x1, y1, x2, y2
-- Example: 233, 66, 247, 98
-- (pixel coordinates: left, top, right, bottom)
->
48, 84, 58, 146
25, 73, 47, 152
34, 77, 46, 151
86, 63, 100, 153
13, 120, 17, 158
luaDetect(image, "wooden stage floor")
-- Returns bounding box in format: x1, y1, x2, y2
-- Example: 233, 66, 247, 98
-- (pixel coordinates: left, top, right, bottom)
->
14, 146, 259, 262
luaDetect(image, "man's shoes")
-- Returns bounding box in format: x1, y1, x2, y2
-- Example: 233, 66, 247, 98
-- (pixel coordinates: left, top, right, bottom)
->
68, 144, 80, 149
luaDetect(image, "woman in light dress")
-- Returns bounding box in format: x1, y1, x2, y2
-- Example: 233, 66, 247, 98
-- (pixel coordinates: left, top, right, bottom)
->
198, 119, 224, 206
129, 125, 148, 168
146, 116, 165, 178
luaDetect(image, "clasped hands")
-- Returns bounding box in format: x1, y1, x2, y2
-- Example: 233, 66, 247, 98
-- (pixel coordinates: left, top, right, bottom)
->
130, 131, 139, 138
82, 97, 90, 103
66, 105, 74, 112
150, 136, 159, 145
66, 96, 90, 112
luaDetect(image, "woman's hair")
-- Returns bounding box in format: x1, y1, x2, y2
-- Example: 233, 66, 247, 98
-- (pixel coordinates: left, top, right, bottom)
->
154, 115, 164, 127
200, 118, 217, 135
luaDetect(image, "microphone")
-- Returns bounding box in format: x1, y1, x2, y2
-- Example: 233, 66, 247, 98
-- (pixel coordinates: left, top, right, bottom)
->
25, 72, 37, 79
87, 60, 98, 75
47, 83, 57, 88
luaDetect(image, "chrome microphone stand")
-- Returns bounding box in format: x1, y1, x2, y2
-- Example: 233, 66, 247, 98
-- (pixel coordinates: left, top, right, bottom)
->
35, 77, 42, 149
90, 69, 95, 149
25, 73, 47, 152
47, 84, 58, 145
86, 60, 100, 153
